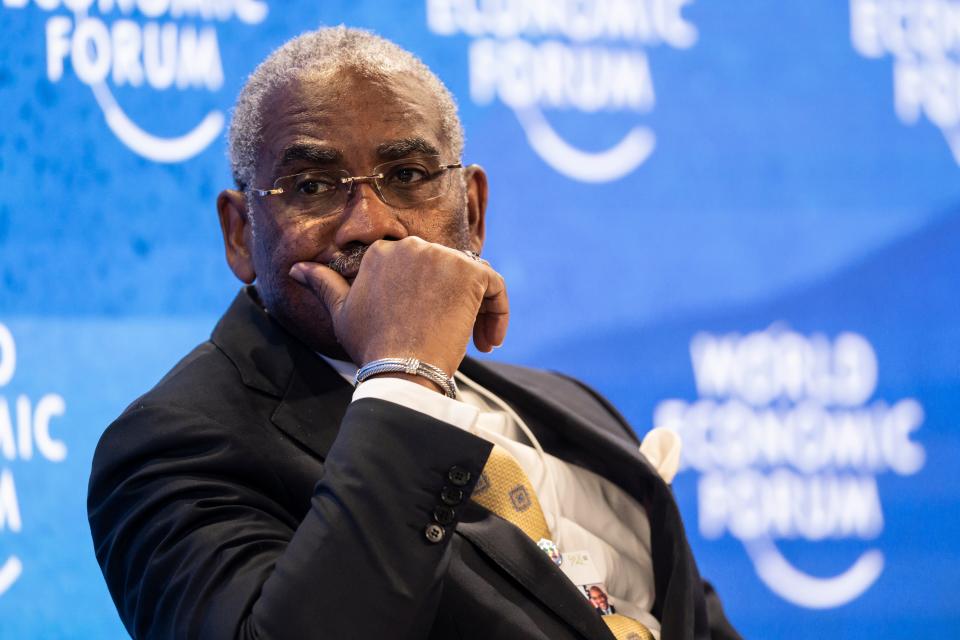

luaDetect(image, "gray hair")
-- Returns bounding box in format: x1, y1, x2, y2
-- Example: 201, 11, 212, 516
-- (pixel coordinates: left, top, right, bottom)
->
227, 26, 465, 190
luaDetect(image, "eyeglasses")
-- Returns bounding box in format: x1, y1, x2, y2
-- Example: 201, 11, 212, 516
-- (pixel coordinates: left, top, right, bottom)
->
249, 155, 463, 217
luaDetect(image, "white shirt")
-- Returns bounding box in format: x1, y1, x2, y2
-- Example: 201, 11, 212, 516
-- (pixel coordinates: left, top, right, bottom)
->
323, 357, 681, 639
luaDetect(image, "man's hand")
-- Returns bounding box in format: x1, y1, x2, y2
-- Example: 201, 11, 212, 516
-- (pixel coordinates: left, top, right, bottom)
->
289, 237, 509, 377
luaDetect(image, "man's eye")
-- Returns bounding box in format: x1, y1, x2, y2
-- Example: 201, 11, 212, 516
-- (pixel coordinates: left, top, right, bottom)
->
388, 166, 429, 185
294, 176, 337, 195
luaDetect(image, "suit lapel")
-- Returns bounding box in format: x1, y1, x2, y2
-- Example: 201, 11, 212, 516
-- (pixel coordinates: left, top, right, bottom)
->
459, 358, 709, 640
456, 502, 616, 640
211, 287, 351, 460
269, 347, 353, 460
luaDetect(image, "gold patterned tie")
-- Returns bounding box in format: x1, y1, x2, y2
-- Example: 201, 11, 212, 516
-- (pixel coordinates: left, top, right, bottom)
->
471, 445, 551, 541
471, 444, 654, 640
601, 614, 655, 640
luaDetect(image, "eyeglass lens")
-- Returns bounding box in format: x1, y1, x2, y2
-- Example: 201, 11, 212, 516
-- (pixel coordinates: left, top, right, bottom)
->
274, 157, 454, 215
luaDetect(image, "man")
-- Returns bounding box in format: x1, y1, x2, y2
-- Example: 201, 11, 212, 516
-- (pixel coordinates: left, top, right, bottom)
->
590, 586, 616, 616
88, 27, 740, 640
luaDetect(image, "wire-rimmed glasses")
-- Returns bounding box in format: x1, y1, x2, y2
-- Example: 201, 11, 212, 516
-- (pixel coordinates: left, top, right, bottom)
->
249, 155, 463, 217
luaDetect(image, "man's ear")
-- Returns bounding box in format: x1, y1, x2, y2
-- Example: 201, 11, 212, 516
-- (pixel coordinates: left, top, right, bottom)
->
464, 164, 488, 253
217, 189, 256, 284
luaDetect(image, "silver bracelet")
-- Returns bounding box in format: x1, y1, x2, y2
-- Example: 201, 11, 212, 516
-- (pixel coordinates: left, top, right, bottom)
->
355, 357, 458, 398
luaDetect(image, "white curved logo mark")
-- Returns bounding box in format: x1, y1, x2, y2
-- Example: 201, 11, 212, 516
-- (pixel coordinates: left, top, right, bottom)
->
513, 107, 656, 184
744, 537, 884, 609
0, 556, 22, 597
91, 83, 224, 164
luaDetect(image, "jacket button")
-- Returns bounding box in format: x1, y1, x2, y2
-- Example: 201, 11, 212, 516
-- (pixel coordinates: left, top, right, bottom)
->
440, 486, 463, 506
448, 466, 471, 486
433, 505, 456, 525
424, 523, 445, 544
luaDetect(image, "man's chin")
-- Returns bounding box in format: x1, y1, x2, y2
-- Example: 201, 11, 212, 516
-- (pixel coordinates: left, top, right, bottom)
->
261, 284, 345, 358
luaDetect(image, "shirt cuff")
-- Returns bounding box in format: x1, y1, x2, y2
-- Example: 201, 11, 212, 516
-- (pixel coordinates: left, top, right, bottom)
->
353, 377, 481, 433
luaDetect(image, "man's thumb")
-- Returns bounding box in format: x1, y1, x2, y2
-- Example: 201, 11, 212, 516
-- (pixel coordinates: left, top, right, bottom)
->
289, 262, 350, 314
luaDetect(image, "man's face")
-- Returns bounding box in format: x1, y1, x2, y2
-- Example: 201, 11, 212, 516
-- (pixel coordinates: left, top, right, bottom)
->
590, 588, 608, 610
218, 69, 487, 358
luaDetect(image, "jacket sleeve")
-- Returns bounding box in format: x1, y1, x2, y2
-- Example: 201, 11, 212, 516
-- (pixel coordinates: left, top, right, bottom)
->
88, 397, 493, 640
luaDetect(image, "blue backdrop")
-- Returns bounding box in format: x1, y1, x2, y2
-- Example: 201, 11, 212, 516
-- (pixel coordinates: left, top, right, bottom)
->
1, 1, 958, 637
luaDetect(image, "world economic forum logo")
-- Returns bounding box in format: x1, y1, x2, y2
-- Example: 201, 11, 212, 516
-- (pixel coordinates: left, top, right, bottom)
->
0, 323, 68, 598
3, 0, 268, 163
851, 0, 960, 164
654, 325, 925, 609
426, 0, 699, 183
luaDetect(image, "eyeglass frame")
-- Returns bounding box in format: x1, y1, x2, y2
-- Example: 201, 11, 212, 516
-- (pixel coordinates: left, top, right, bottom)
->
247, 155, 464, 216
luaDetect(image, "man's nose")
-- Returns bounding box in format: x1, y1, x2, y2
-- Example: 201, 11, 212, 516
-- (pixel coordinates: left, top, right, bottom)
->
333, 181, 407, 246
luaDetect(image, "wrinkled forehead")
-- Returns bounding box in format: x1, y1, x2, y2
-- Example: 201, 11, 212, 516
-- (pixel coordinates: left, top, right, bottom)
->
255, 67, 451, 178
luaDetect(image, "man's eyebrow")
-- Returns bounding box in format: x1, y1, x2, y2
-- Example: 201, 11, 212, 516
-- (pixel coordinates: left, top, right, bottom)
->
376, 138, 440, 160
276, 144, 342, 172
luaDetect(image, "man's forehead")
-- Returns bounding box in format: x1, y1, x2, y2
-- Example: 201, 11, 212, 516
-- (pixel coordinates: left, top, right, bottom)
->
258, 70, 450, 174
268, 69, 443, 128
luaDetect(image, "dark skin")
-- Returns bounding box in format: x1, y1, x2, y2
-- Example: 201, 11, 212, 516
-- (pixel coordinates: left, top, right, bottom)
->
217, 69, 509, 391
590, 587, 610, 611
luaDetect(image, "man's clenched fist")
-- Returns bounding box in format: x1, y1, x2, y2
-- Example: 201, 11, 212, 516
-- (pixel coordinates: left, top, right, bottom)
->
289, 237, 509, 382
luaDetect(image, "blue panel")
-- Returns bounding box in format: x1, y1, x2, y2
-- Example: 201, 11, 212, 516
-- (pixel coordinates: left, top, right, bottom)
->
1, 0, 957, 636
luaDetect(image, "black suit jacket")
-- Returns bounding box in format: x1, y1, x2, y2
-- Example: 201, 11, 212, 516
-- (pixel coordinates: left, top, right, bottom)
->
88, 288, 740, 640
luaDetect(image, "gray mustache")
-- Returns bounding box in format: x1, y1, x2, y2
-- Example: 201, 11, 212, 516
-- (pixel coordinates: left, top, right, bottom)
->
327, 245, 368, 276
